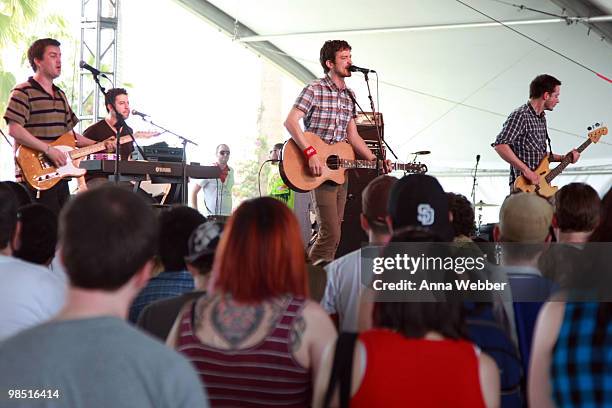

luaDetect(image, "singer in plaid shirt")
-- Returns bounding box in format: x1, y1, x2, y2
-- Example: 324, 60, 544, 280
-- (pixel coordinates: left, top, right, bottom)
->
293, 75, 357, 144
284, 40, 388, 262
493, 74, 579, 189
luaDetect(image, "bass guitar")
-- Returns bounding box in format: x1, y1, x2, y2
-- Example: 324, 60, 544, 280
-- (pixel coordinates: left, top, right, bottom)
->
514, 124, 607, 197
280, 131, 427, 192
17, 131, 139, 191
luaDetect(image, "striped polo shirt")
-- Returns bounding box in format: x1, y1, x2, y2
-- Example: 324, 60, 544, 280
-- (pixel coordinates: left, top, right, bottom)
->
3, 77, 79, 177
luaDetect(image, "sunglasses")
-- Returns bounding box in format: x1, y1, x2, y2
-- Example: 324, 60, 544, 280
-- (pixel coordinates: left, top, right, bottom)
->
219, 151, 230, 155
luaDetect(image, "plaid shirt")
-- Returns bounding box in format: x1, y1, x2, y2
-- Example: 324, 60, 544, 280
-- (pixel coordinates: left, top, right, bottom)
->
552, 302, 612, 406
293, 76, 357, 144
128, 270, 194, 323
492, 102, 550, 185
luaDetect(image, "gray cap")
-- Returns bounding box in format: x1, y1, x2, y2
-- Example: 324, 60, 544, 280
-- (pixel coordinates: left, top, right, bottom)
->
184, 221, 224, 263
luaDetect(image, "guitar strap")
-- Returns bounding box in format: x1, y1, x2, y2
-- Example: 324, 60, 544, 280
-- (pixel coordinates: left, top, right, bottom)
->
544, 125, 554, 158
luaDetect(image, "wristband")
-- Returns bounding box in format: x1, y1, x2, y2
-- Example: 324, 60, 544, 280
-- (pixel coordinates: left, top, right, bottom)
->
303, 146, 317, 159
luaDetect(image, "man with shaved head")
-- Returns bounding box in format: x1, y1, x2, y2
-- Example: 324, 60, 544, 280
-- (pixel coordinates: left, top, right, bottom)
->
191, 143, 234, 217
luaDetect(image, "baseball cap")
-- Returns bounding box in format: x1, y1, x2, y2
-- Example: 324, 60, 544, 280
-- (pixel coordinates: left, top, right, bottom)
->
499, 192, 553, 242
184, 221, 224, 263
387, 174, 454, 241
362, 175, 397, 225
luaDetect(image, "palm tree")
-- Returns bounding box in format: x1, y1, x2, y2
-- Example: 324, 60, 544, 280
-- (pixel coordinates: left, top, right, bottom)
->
0, 0, 73, 180
0, 0, 42, 48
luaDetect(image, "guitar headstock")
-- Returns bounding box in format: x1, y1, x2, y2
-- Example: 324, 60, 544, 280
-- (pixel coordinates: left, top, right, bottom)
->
587, 123, 607, 143
406, 162, 428, 174
134, 130, 161, 139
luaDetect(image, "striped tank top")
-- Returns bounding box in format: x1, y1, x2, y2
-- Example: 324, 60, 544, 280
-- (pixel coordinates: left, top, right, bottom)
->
176, 296, 311, 407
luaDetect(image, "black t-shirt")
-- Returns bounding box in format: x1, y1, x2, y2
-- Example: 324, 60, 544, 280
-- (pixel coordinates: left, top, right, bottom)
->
82, 119, 134, 160
136, 291, 205, 341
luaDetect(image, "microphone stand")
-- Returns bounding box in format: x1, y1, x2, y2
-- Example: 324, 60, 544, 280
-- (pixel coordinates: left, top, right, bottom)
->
363, 72, 383, 174
471, 155, 481, 234
471, 156, 480, 208
352, 72, 401, 171
90, 73, 124, 184
138, 116, 198, 205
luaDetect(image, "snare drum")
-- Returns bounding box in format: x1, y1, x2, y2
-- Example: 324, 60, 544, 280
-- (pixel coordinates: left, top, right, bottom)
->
88, 153, 117, 161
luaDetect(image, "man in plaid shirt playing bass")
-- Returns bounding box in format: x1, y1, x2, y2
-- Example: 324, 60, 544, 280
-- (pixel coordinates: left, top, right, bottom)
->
284, 40, 389, 263
493, 74, 579, 191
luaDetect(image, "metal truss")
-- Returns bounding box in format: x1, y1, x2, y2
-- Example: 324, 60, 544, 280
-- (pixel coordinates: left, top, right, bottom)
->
78, 0, 119, 131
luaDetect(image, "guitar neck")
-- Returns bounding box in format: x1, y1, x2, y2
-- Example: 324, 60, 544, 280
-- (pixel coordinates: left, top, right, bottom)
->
339, 159, 424, 173
545, 139, 591, 183
339, 159, 380, 170
69, 135, 132, 160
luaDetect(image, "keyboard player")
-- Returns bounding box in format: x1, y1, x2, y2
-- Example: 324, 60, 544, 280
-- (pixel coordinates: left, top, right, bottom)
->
79, 88, 134, 190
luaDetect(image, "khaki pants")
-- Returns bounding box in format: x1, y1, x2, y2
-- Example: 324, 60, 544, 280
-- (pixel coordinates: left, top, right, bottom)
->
309, 180, 348, 262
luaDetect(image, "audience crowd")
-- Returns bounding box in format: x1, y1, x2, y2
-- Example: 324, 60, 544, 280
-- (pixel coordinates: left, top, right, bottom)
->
1, 176, 611, 408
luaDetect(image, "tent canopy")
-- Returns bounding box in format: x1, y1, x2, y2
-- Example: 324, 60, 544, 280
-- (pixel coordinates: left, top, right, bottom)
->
177, 0, 612, 174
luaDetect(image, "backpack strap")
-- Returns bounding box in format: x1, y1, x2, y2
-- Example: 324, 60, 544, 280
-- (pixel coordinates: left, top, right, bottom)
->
323, 332, 359, 408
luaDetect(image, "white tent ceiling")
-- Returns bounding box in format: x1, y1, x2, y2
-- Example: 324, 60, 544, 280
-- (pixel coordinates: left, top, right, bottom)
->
176, 0, 612, 176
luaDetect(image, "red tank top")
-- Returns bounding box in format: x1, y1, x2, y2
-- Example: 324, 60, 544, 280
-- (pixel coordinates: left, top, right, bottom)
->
176, 296, 311, 407
351, 329, 486, 408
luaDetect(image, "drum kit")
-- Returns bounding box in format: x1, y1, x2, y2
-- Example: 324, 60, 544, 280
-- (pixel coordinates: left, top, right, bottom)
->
473, 200, 499, 237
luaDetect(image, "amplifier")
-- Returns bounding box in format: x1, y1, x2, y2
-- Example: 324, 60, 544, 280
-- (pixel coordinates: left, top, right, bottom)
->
143, 146, 184, 162
356, 112, 383, 140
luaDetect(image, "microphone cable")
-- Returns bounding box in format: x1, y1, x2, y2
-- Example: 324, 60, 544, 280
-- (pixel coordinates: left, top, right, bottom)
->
258, 159, 279, 197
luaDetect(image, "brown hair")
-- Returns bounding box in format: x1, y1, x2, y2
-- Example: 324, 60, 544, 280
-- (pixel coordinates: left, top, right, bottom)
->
28, 38, 60, 72
529, 74, 561, 99
589, 187, 612, 242
447, 192, 475, 237
319, 40, 351, 74
59, 187, 158, 290
104, 88, 128, 113
555, 183, 601, 232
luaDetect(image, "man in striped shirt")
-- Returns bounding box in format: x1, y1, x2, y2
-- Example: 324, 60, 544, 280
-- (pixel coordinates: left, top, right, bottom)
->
3, 38, 114, 214
284, 40, 388, 262
492, 74, 579, 191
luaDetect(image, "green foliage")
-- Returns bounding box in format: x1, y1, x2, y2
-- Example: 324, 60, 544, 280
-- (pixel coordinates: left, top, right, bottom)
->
0, 0, 42, 48
0, 0, 76, 129
233, 134, 271, 202
0, 70, 15, 120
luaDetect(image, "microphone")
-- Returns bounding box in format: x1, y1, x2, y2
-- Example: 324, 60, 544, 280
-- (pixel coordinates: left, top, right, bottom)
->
131, 109, 150, 118
349, 65, 376, 74
411, 151, 431, 155
476, 154, 481, 163
79, 61, 107, 78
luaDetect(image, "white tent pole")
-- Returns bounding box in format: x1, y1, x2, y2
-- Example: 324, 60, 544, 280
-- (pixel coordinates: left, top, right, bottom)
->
239, 16, 612, 42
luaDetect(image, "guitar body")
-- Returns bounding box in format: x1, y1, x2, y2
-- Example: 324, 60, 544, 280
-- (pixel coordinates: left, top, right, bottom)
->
16, 131, 141, 191
16, 131, 85, 191
513, 156, 558, 198
280, 132, 354, 192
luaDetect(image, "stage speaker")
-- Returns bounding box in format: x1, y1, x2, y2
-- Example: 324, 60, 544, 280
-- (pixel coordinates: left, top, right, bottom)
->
336, 112, 384, 258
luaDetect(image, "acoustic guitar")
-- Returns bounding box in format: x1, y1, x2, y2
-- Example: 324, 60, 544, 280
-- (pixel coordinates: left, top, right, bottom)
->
16, 131, 143, 191
279, 131, 427, 192
514, 124, 607, 197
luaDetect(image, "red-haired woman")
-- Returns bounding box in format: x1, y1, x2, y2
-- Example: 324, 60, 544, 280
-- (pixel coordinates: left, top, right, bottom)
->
168, 197, 336, 407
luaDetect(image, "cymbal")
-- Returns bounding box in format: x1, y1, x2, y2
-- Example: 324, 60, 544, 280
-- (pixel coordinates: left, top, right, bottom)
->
475, 200, 499, 208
